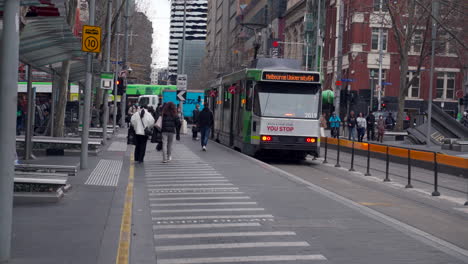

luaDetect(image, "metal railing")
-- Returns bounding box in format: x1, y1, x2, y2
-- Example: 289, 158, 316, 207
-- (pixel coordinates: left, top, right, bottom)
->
321, 137, 468, 204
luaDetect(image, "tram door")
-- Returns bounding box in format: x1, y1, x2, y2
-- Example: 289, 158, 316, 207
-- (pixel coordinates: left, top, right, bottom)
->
229, 92, 235, 147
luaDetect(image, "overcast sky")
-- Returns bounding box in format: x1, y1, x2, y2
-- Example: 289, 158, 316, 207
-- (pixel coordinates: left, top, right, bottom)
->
138, 0, 171, 68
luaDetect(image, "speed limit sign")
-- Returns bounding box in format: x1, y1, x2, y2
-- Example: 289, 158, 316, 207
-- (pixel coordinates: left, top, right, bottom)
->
456, 90, 464, 98
82, 25, 102, 53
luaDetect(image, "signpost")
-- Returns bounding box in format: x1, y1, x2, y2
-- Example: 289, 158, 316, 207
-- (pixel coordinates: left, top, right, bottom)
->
177, 90, 186, 101
81, 25, 102, 53
100, 72, 114, 90
177, 74, 187, 91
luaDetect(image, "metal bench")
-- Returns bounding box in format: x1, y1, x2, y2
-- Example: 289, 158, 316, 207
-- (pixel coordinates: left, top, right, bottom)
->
385, 131, 408, 141
16, 136, 102, 152
452, 141, 468, 152
15, 164, 77, 176
14, 172, 69, 202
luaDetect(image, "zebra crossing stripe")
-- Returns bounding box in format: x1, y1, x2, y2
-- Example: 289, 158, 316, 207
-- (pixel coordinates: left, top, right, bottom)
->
148, 192, 245, 196
152, 208, 264, 213
157, 255, 327, 264
150, 202, 257, 206
155, 231, 292, 239
156, 241, 309, 251
150, 196, 250, 201
153, 223, 261, 229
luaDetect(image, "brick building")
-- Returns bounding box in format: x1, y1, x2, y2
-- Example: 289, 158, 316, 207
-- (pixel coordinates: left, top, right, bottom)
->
323, 0, 466, 118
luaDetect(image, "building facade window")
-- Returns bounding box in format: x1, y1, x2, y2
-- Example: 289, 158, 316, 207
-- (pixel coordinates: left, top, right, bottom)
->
436, 72, 456, 100
410, 30, 423, 54
406, 72, 420, 99
369, 69, 386, 94
437, 32, 456, 55
371, 28, 388, 51
373, 0, 388, 12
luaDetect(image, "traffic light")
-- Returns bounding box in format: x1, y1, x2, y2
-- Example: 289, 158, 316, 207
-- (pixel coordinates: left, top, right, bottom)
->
381, 102, 387, 110
272, 40, 279, 48
459, 97, 464, 105
117, 77, 125, 95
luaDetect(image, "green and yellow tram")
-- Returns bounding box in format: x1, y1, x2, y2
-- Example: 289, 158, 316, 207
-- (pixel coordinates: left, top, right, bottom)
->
205, 59, 322, 160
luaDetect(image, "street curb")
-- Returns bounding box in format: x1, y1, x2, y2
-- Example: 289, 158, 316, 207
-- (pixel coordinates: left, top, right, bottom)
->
211, 140, 468, 263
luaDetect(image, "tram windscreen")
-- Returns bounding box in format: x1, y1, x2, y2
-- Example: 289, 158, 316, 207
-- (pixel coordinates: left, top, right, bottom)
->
256, 83, 320, 119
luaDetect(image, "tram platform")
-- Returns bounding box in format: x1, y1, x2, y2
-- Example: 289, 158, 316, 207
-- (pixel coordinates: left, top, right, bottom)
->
8, 129, 468, 264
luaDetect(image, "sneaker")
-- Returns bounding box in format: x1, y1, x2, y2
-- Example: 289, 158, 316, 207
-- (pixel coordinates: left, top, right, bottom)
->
168, 156, 172, 161
202, 146, 206, 151
162, 160, 168, 163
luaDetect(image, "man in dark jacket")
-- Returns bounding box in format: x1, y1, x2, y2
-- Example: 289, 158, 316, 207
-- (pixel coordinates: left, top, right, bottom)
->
385, 112, 395, 130
192, 104, 200, 140
197, 103, 214, 151
366, 111, 376, 141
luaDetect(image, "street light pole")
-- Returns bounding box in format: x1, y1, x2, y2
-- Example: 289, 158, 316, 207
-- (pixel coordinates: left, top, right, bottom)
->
334, 0, 345, 117
114, 0, 121, 128
426, 0, 439, 146
0, 0, 20, 261
81, 0, 96, 169
102, 0, 113, 145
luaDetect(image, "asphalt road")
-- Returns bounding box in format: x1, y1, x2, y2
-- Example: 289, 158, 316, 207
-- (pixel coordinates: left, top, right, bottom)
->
130, 136, 468, 264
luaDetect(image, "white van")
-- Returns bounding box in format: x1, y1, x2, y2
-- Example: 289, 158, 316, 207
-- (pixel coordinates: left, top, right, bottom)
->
138, 95, 159, 109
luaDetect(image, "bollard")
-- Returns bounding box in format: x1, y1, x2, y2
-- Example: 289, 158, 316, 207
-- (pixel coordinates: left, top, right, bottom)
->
323, 137, 328, 164
432, 152, 440, 196
365, 143, 371, 176
464, 177, 468, 206
349, 141, 356, 171
335, 136, 341, 168
406, 149, 413, 188
384, 146, 391, 182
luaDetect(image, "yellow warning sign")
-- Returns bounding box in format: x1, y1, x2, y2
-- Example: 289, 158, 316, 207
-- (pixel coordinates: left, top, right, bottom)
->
82, 25, 102, 53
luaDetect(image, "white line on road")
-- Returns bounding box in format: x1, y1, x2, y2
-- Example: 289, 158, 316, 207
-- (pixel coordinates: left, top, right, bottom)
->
148, 192, 245, 196
147, 180, 229, 183
152, 208, 265, 213
156, 241, 309, 251
148, 183, 234, 187
148, 187, 239, 191
146, 174, 222, 177
153, 223, 261, 229
152, 214, 273, 220
150, 196, 250, 201
150, 202, 257, 206
155, 231, 293, 239
157, 255, 327, 264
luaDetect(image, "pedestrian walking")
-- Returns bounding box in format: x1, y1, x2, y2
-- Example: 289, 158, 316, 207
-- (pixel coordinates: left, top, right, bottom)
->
197, 103, 214, 151
319, 113, 327, 137
356, 112, 367, 142
328, 112, 341, 138
192, 104, 200, 140
347, 111, 357, 141
366, 111, 376, 141
158, 102, 181, 163
377, 115, 385, 142
131, 107, 155, 163
385, 112, 395, 130
461, 111, 468, 128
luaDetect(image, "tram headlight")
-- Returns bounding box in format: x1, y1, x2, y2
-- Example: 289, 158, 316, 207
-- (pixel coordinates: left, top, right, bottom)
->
261, 135, 272, 142
306, 137, 316, 143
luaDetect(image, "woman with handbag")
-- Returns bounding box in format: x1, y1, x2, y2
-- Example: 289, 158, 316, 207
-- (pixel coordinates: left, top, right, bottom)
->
156, 102, 181, 163
131, 107, 155, 163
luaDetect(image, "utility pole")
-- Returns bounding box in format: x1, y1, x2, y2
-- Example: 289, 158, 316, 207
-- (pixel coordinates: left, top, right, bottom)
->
0, 0, 19, 261
426, 0, 439, 146
315, 0, 322, 72
334, 0, 345, 118
304, 0, 312, 71
179, 0, 187, 120
81, 0, 96, 169
114, 0, 121, 128
122, 0, 130, 126
377, 14, 385, 110
102, 0, 113, 145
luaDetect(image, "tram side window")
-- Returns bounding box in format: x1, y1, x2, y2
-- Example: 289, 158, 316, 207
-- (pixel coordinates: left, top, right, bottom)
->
246, 81, 253, 111
253, 87, 261, 116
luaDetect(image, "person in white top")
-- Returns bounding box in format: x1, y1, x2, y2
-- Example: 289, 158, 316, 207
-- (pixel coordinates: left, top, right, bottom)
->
131, 107, 155, 163
356, 112, 367, 142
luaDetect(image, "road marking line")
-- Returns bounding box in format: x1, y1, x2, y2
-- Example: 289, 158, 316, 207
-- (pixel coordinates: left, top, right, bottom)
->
149, 187, 239, 191
146, 176, 226, 179
153, 223, 261, 229
156, 241, 309, 251
147, 180, 229, 183
150, 196, 250, 201
359, 202, 393, 206
155, 231, 292, 239
152, 214, 273, 220
150, 202, 257, 206
115, 155, 134, 264
157, 255, 327, 264
148, 183, 234, 187
149, 191, 245, 196
152, 208, 265, 213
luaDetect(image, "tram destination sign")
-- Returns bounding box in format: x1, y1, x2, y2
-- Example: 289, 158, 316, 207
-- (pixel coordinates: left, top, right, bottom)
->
262, 71, 320, 83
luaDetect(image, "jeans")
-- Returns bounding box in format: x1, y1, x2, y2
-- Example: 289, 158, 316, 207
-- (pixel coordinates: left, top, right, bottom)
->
348, 127, 356, 141
134, 135, 148, 162
162, 132, 175, 161
200, 126, 211, 147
